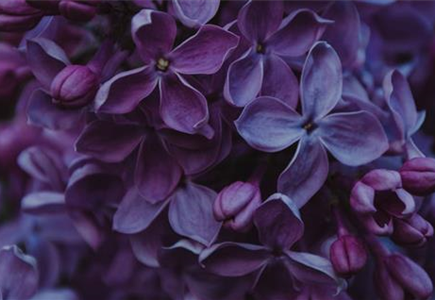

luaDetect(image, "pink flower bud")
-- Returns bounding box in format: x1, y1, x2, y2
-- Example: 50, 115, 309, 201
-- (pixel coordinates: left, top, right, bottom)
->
392, 213, 433, 247
330, 235, 367, 277
51, 65, 98, 108
400, 157, 435, 196
213, 181, 261, 232
0, 0, 43, 32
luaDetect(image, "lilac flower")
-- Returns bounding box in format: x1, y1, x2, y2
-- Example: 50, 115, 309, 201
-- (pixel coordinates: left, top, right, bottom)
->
0, 0, 44, 32
224, 0, 331, 107
95, 9, 239, 135
236, 42, 389, 206
200, 193, 340, 298
400, 157, 435, 196
330, 235, 367, 277
350, 169, 415, 235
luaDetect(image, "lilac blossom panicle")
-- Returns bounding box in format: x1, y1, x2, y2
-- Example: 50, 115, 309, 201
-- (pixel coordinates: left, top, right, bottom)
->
0, 1, 435, 300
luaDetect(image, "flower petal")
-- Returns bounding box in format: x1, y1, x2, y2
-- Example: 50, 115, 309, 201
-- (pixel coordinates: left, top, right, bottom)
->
322, 2, 361, 68
318, 111, 388, 166
0, 245, 38, 300
27, 89, 83, 130
159, 72, 209, 134
254, 193, 304, 250
131, 9, 176, 63
301, 42, 342, 119
168, 183, 221, 246
383, 70, 418, 138
235, 96, 303, 152
21, 191, 65, 215
267, 9, 331, 57
135, 133, 182, 204
113, 188, 170, 234
130, 212, 171, 268
200, 242, 269, 277
224, 51, 263, 107
172, 0, 220, 28
75, 120, 143, 163
26, 38, 69, 90
94, 66, 158, 114
261, 54, 299, 108
286, 251, 339, 285
278, 138, 329, 208
170, 25, 239, 75
237, 0, 283, 42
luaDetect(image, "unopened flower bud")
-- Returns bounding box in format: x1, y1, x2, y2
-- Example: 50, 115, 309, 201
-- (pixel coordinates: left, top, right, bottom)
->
383, 254, 433, 299
51, 65, 98, 108
0, 0, 43, 32
330, 235, 367, 277
392, 213, 433, 247
58, 0, 100, 22
400, 157, 435, 196
213, 181, 261, 232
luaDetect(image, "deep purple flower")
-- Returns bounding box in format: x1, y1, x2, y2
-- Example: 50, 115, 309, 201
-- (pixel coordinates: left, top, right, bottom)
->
224, 0, 331, 107
58, 0, 100, 22
94, 9, 239, 135
350, 169, 415, 235
391, 213, 434, 247
236, 42, 388, 207
330, 235, 367, 277
0, 0, 44, 32
400, 157, 435, 196
200, 193, 340, 298
213, 181, 261, 232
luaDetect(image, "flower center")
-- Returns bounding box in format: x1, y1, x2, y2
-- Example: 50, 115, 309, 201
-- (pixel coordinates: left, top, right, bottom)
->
303, 121, 318, 134
256, 43, 265, 54
156, 58, 170, 72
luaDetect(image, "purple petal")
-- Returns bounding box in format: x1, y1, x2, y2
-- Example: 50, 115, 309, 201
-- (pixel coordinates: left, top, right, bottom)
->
26, 38, 69, 90
384, 70, 418, 137
21, 192, 65, 215
253, 193, 304, 250
159, 72, 209, 134
267, 9, 331, 57
170, 25, 239, 75
278, 138, 329, 208
75, 120, 144, 163
0, 245, 38, 300
168, 183, 221, 246
131, 9, 176, 63
94, 66, 158, 114
224, 51, 263, 107
261, 54, 298, 108
67, 210, 104, 250
113, 188, 169, 234
301, 42, 342, 119
199, 242, 269, 277
322, 2, 361, 68
286, 251, 339, 285
135, 133, 182, 203
237, 0, 283, 42
235, 96, 303, 152
172, 0, 220, 28
27, 89, 83, 130
130, 212, 171, 268
318, 111, 388, 166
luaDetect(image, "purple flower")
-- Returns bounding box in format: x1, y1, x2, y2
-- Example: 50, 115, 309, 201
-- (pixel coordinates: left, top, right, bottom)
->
94, 9, 239, 135
391, 213, 434, 247
224, 0, 331, 107
330, 235, 367, 277
400, 157, 435, 196
0, 0, 43, 32
58, 0, 100, 22
350, 169, 415, 235
236, 42, 389, 207
200, 193, 340, 298
213, 181, 261, 232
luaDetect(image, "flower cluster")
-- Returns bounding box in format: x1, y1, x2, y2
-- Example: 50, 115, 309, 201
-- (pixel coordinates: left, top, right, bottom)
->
1, 1, 435, 299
